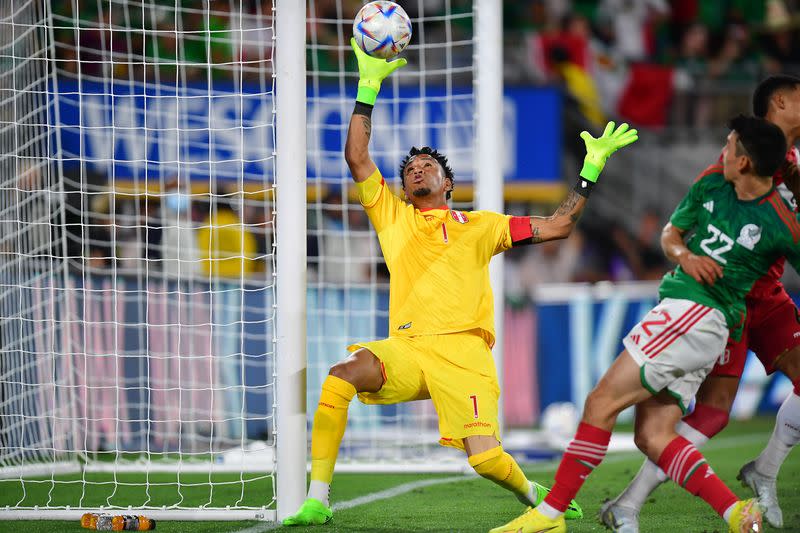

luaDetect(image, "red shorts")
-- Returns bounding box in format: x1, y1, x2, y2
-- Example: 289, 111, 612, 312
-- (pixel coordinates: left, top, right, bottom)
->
711, 284, 800, 377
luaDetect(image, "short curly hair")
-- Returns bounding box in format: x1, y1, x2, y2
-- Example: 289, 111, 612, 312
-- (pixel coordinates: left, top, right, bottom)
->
399, 146, 455, 200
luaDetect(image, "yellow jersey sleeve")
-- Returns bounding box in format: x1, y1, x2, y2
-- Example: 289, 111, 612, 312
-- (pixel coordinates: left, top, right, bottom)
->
478, 210, 514, 256
355, 168, 403, 234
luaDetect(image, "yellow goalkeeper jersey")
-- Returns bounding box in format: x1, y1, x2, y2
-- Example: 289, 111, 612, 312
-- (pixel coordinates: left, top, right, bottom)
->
357, 168, 516, 347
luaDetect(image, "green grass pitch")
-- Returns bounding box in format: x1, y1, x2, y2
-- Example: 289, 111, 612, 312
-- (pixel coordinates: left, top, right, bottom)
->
1, 417, 797, 532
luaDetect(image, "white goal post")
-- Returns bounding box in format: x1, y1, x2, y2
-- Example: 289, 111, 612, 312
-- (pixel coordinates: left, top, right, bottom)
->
0, 0, 502, 522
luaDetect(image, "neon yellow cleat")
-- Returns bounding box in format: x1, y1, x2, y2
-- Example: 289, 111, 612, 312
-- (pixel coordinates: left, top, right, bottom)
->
282, 498, 332, 526
727, 499, 762, 533
489, 507, 566, 533
531, 481, 583, 520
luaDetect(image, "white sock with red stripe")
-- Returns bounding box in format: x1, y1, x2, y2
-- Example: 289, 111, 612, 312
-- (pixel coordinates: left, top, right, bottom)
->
613, 459, 664, 511
754, 389, 800, 478
539, 422, 610, 519
657, 436, 738, 518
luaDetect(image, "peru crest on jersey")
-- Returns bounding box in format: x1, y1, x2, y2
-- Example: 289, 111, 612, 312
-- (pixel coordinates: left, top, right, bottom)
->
451, 210, 469, 224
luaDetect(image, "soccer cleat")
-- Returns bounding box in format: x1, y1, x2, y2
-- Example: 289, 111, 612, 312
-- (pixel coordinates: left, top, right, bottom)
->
526, 481, 583, 520
738, 460, 783, 528
281, 498, 332, 526
489, 507, 566, 533
727, 499, 762, 533
598, 499, 639, 533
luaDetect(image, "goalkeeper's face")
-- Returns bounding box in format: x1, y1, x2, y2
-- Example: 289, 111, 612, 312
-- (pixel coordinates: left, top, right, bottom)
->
402, 154, 452, 204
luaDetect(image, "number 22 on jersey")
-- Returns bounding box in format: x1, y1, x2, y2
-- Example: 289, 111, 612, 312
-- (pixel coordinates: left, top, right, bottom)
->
699, 223, 734, 264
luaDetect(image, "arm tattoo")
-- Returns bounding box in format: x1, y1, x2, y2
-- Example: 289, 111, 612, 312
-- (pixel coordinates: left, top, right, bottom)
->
554, 189, 581, 217
532, 226, 543, 244
361, 116, 372, 140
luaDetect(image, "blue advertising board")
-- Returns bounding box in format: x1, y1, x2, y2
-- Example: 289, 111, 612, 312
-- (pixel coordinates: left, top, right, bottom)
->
54, 81, 561, 184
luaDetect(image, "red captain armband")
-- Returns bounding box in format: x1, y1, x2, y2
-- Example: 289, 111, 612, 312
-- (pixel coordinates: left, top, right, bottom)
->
510, 216, 534, 246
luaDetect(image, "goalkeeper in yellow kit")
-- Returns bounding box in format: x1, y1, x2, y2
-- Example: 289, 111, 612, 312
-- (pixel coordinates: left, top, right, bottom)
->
283, 40, 638, 527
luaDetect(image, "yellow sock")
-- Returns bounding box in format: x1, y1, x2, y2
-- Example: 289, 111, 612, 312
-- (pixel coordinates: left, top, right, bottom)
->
469, 446, 530, 497
310, 375, 357, 484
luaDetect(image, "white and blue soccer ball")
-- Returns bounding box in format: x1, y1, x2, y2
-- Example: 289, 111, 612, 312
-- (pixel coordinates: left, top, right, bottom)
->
541, 402, 580, 449
353, 1, 412, 60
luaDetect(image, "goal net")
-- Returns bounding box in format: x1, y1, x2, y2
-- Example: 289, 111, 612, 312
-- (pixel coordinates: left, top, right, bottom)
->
306, 0, 483, 471
1, 0, 281, 521
0, 0, 495, 522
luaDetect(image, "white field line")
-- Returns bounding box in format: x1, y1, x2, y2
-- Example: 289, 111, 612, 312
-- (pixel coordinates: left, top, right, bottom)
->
232, 431, 769, 533
232, 475, 472, 533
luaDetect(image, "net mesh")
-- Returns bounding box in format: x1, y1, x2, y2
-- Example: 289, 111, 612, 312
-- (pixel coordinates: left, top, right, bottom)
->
306, 0, 476, 466
0, 0, 480, 519
1, 0, 277, 514
0, 0, 66, 475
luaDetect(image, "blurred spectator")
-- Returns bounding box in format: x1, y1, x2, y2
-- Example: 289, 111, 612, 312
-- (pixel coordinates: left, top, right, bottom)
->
143, 4, 233, 81
708, 23, 758, 82
160, 180, 200, 279
196, 194, 258, 279
760, 0, 800, 74
79, 191, 113, 274
526, 13, 594, 83
308, 0, 361, 74
231, 0, 274, 79
505, 227, 586, 303
309, 188, 377, 285
240, 195, 273, 276
68, 5, 131, 78
550, 41, 606, 128
114, 195, 162, 275
671, 21, 710, 126
610, 208, 670, 281
596, 0, 670, 62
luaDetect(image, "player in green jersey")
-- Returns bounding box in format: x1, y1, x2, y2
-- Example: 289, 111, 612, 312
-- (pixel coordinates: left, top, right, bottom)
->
602, 75, 800, 532
490, 116, 795, 533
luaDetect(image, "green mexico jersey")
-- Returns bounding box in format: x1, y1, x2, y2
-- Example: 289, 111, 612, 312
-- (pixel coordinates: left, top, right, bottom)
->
659, 166, 800, 339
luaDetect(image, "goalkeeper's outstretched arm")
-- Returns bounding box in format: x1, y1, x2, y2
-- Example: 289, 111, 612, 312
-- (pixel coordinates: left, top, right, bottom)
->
528, 121, 638, 243
345, 38, 407, 183
345, 109, 376, 182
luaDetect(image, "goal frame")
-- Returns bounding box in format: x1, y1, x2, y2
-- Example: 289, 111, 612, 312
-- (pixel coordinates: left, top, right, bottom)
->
1, 0, 504, 522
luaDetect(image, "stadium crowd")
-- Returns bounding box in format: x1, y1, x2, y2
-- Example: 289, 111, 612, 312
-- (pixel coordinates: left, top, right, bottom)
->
52, 0, 800, 127
50, 0, 800, 294
65, 176, 675, 296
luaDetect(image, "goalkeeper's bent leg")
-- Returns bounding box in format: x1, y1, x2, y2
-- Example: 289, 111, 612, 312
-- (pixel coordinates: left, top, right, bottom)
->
468, 446, 530, 500
468, 445, 584, 519
308, 375, 357, 506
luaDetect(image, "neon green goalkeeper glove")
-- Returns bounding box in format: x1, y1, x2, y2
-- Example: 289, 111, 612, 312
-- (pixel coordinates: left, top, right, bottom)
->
579, 121, 638, 182
350, 37, 407, 106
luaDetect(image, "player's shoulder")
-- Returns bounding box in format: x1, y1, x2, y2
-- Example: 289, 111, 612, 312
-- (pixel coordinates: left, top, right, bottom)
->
692, 163, 724, 185
761, 189, 800, 243
460, 209, 507, 224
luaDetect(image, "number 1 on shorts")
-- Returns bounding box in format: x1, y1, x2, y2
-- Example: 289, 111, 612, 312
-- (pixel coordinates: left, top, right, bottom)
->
470, 394, 478, 419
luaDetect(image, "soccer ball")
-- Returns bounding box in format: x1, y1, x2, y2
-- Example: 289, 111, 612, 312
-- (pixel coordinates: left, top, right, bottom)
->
353, 1, 412, 60
541, 402, 579, 449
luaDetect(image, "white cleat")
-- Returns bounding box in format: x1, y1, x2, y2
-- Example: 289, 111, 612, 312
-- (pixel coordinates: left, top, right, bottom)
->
599, 499, 640, 533
738, 461, 783, 528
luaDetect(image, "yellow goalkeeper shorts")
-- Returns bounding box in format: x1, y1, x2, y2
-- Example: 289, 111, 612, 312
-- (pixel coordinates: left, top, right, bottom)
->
349, 330, 500, 450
